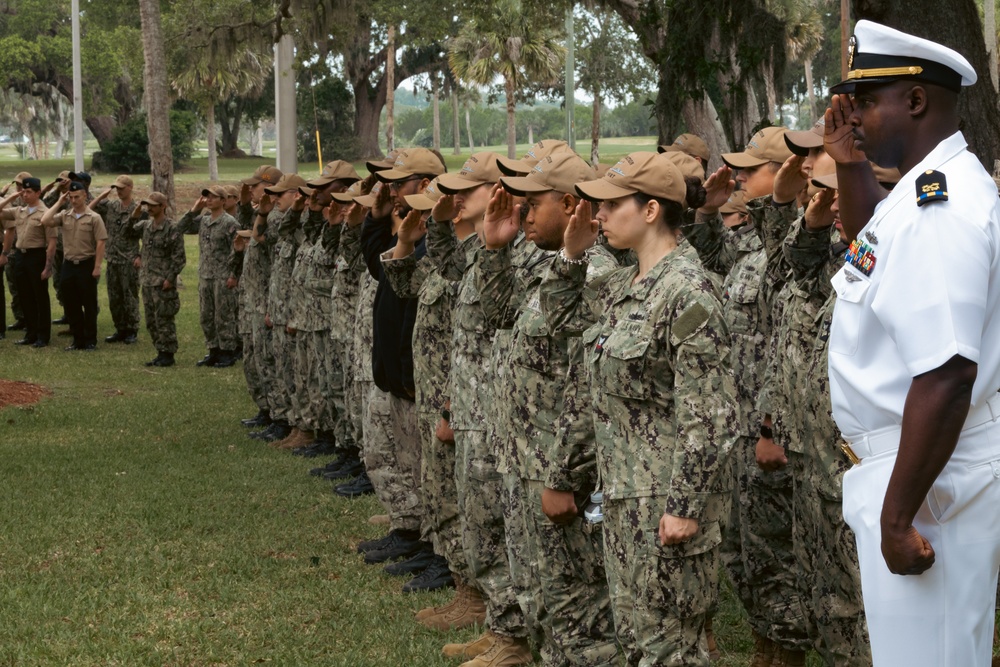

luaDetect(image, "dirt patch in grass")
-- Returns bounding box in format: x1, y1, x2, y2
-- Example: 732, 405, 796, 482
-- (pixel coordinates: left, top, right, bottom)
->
0, 380, 51, 409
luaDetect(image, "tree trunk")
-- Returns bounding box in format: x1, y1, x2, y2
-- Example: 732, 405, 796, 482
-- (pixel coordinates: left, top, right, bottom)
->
249, 120, 262, 156
206, 104, 219, 181
465, 105, 474, 152
451, 89, 461, 155
137, 0, 174, 205
85, 115, 117, 150
804, 58, 817, 124
354, 88, 387, 159
591, 91, 601, 166
218, 98, 246, 154
504, 75, 517, 159
431, 77, 441, 152
853, 0, 1000, 168
385, 25, 396, 153
527, 125, 533, 145
682, 93, 731, 172
986, 0, 997, 91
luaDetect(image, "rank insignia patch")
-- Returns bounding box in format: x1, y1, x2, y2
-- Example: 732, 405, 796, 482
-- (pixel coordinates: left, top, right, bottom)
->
916, 170, 948, 207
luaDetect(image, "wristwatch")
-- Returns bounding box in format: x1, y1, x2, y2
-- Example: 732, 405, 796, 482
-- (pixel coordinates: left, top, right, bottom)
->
440, 409, 451, 422
759, 424, 773, 439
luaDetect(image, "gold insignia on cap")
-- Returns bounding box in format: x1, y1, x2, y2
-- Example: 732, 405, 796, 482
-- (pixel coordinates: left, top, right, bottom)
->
848, 35, 857, 69
847, 65, 924, 80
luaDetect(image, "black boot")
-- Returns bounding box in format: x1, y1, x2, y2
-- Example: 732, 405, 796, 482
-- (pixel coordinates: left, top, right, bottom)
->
123, 330, 138, 344
402, 556, 455, 593
196, 347, 220, 367
213, 349, 238, 368
363, 531, 425, 564
104, 330, 125, 343
241, 409, 271, 428
322, 450, 364, 480
145, 353, 164, 367
334, 470, 375, 498
154, 352, 175, 367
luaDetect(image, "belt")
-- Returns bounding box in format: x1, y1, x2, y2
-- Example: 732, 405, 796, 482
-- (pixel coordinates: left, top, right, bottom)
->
68, 257, 95, 265
20, 247, 44, 253
841, 391, 1000, 465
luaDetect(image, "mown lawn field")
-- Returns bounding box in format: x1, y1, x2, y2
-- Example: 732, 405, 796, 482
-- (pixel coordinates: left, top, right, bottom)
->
0, 155, 848, 666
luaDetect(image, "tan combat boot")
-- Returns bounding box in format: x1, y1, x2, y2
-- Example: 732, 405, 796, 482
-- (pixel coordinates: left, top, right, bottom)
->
279, 429, 314, 450
443, 630, 495, 659
421, 584, 487, 631
771, 647, 806, 667
270, 426, 302, 449
704, 616, 721, 661
416, 580, 469, 622
458, 634, 531, 667
750, 630, 776, 667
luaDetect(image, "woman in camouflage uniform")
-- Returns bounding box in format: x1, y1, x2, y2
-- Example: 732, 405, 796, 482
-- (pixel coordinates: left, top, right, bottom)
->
540, 151, 739, 666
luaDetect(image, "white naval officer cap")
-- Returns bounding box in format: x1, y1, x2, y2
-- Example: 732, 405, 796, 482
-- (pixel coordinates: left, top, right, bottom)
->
830, 20, 976, 94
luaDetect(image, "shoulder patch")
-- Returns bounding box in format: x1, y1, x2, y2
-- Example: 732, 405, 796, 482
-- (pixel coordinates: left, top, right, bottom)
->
916, 170, 948, 207
672, 301, 710, 341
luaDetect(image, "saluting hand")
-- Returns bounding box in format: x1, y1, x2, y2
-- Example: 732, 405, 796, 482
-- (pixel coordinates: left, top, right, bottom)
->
257, 193, 274, 215
825, 95, 868, 164
432, 194, 458, 223
563, 199, 598, 260
699, 166, 735, 214
773, 155, 809, 205
397, 208, 426, 245
882, 525, 935, 575
805, 188, 838, 230
483, 183, 520, 250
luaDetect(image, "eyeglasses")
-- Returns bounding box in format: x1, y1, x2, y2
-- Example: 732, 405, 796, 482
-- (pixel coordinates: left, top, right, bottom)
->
388, 177, 422, 191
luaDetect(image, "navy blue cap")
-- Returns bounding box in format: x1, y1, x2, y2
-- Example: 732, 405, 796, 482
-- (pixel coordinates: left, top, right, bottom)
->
68, 182, 87, 192
21, 177, 42, 191
69, 171, 92, 185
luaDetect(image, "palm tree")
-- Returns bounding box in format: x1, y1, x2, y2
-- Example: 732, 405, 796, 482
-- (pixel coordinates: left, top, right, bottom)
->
171, 49, 270, 181
767, 0, 825, 122
138, 0, 175, 206
449, 0, 565, 158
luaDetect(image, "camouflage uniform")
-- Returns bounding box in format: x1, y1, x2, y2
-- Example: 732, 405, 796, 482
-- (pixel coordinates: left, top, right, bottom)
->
242, 206, 282, 417
381, 228, 475, 581
94, 198, 141, 334
540, 249, 739, 666
178, 208, 240, 352
288, 209, 336, 435
682, 200, 808, 650
336, 224, 372, 456
427, 217, 525, 639
477, 233, 550, 655
761, 219, 869, 666
267, 208, 305, 426
478, 240, 620, 666
134, 217, 186, 354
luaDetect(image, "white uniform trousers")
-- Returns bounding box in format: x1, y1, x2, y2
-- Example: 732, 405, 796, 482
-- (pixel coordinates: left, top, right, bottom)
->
842, 417, 1000, 666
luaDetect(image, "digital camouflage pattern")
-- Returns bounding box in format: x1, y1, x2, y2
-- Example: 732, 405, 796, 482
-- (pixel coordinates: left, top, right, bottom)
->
381, 229, 475, 580
243, 207, 282, 416
540, 249, 738, 664
426, 218, 524, 639
764, 220, 869, 665
478, 240, 620, 664
288, 212, 336, 434
177, 209, 240, 351
95, 198, 141, 332
683, 200, 807, 649
134, 218, 185, 353
267, 208, 305, 424
336, 221, 367, 451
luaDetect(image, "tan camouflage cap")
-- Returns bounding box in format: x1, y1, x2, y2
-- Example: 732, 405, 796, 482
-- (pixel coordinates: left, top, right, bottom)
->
500, 151, 595, 197
575, 152, 686, 204
721, 127, 793, 169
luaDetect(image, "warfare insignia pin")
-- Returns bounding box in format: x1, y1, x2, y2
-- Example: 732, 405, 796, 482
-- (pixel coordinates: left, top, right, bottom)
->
916, 170, 948, 207
848, 35, 857, 70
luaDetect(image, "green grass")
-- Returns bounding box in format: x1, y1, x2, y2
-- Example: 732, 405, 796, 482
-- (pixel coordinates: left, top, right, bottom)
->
0, 160, 840, 665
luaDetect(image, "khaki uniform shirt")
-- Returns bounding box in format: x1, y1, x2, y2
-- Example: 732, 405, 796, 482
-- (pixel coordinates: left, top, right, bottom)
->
1, 204, 55, 249
46, 207, 108, 260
